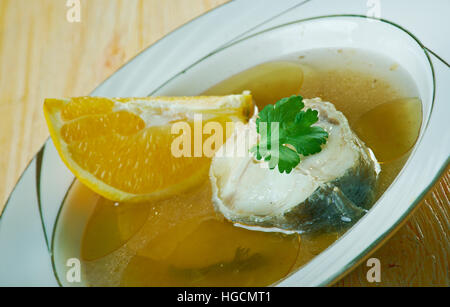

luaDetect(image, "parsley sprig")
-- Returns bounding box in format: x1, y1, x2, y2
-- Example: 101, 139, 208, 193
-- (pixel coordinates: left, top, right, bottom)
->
250, 95, 328, 174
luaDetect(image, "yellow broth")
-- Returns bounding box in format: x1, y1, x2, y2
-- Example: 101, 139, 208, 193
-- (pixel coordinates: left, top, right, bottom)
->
53, 48, 422, 286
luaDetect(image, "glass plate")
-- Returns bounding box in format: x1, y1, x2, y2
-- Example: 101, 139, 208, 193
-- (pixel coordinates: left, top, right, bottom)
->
0, 5, 448, 287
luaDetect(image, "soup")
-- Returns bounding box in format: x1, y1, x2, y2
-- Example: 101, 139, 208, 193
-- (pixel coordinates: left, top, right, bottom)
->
53, 48, 422, 286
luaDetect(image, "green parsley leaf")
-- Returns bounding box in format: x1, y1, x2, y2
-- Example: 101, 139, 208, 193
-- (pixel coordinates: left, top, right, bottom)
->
251, 95, 328, 174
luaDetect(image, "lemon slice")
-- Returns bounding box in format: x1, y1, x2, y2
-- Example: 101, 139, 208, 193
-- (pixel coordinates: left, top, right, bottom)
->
44, 95, 253, 202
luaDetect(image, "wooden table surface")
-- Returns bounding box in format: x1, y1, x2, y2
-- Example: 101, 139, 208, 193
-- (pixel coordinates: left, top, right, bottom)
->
0, 0, 448, 287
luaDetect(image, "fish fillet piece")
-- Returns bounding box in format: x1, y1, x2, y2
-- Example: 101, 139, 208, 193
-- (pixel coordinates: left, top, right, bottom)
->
210, 98, 380, 233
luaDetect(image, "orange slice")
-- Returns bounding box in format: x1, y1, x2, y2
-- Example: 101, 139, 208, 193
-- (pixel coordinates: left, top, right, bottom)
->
44, 95, 253, 202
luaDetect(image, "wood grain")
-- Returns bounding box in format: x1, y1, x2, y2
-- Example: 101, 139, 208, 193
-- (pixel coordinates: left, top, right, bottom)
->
0, 0, 448, 287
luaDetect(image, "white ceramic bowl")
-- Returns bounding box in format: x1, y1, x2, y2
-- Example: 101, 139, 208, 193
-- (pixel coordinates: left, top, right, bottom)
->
0, 14, 448, 286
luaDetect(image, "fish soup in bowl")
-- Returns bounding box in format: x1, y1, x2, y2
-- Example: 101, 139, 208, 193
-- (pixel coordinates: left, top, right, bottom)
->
52, 17, 432, 287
